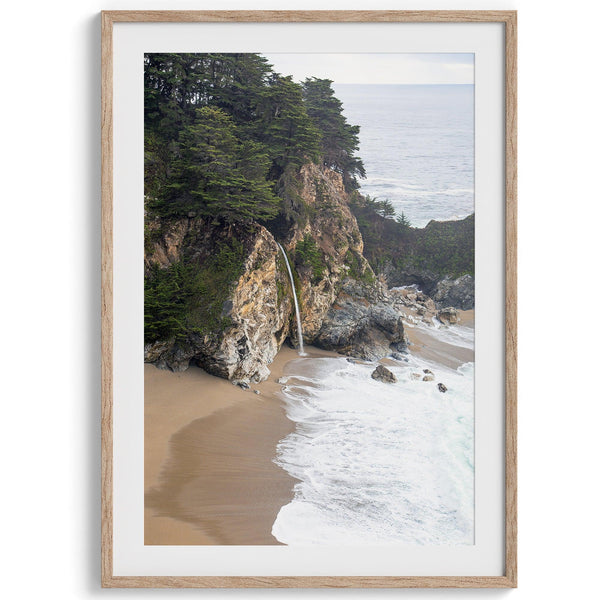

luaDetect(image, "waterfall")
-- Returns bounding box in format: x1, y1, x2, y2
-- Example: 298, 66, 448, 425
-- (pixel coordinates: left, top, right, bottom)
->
277, 243, 305, 356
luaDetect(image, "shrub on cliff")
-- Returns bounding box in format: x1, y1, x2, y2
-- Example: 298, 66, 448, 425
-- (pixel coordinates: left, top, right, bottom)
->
295, 234, 325, 282
348, 194, 474, 279
144, 236, 246, 344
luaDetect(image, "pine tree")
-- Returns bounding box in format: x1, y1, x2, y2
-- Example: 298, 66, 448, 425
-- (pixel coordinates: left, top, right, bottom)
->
396, 211, 412, 227
302, 77, 366, 189
155, 106, 280, 221
255, 74, 321, 179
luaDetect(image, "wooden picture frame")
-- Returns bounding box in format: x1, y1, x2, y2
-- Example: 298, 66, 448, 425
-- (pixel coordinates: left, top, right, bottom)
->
101, 10, 517, 588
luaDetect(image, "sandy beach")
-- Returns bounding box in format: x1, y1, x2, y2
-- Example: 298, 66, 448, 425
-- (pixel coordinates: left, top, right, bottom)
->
402, 309, 474, 369
145, 313, 473, 545
145, 345, 307, 545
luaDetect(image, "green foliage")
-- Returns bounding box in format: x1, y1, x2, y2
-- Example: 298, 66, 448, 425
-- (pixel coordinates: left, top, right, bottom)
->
362, 195, 396, 219
254, 74, 321, 179
348, 194, 474, 279
186, 237, 246, 335
149, 106, 280, 221
144, 261, 199, 343
344, 250, 375, 285
409, 217, 475, 277
276, 278, 286, 308
295, 234, 325, 282
302, 78, 366, 190
145, 54, 324, 226
144, 54, 365, 242
144, 237, 246, 344
396, 211, 411, 228
144, 53, 272, 141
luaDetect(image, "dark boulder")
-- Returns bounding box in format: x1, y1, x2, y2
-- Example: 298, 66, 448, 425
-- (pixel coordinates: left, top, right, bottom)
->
371, 365, 397, 384
315, 281, 406, 361
433, 275, 474, 310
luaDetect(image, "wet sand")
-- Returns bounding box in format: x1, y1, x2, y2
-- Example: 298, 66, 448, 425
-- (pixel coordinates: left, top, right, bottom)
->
144, 312, 473, 545
144, 346, 301, 545
402, 309, 474, 369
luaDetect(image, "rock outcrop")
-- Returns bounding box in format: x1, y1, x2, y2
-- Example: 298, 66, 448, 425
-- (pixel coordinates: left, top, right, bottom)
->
432, 274, 474, 310
388, 286, 438, 325
349, 204, 475, 310
437, 307, 459, 325
315, 280, 406, 361
144, 218, 292, 382
144, 165, 410, 381
285, 163, 376, 343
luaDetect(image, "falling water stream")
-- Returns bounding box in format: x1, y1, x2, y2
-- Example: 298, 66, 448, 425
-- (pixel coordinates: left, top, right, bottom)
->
277, 243, 305, 356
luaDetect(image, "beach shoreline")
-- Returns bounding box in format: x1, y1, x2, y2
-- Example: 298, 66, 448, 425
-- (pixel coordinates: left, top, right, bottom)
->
145, 345, 314, 545
145, 314, 473, 546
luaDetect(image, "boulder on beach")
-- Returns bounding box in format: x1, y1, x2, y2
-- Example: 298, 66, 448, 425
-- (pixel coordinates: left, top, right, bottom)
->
314, 280, 407, 362
437, 307, 459, 325
371, 364, 397, 383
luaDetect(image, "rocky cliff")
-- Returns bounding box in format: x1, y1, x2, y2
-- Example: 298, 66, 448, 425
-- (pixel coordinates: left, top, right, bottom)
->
144, 164, 407, 382
144, 218, 292, 382
284, 163, 377, 342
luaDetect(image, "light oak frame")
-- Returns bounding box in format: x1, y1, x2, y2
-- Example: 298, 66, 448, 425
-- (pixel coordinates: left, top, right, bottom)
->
101, 10, 517, 589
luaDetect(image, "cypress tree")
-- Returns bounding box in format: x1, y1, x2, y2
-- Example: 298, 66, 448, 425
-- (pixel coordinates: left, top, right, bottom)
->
302, 77, 366, 189
255, 74, 321, 179
155, 106, 280, 222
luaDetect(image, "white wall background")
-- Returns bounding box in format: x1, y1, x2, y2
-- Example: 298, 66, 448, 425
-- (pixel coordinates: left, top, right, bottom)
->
1, 0, 598, 597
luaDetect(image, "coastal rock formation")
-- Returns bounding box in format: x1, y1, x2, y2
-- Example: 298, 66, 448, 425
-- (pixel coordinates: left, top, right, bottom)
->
384, 265, 442, 298
371, 365, 397, 383
315, 280, 406, 360
385, 267, 474, 311
285, 163, 377, 343
437, 307, 459, 325
388, 286, 438, 325
143, 163, 467, 382
144, 165, 399, 381
349, 205, 475, 311
433, 275, 475, 310
144, 219, 292, 382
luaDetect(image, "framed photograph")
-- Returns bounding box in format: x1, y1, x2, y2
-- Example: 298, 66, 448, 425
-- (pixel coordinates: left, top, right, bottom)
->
101, 10, 517, 588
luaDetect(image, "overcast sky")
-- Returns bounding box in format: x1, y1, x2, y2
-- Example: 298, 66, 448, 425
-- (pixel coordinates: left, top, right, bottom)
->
263, 53, 473, 85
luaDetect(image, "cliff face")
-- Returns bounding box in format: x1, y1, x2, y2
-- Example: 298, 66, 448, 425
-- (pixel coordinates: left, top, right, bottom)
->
145, 218, 292, 382
285, 163, 376, 342
144, 164, 407, 382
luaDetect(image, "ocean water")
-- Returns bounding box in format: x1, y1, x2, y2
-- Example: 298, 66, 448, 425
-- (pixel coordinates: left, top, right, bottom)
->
272, 332, 474, 545
333, 84, 474, 228
270, 84, 475, 546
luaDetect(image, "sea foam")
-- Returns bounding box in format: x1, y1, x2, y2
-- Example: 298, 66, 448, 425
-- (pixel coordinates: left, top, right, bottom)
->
272, 346, 474, 546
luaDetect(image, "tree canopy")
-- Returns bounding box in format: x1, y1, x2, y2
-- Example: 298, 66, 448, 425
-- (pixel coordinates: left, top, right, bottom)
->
153, 106, 279, 221
144, 54, 367, 224
302, 77, 366, 189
